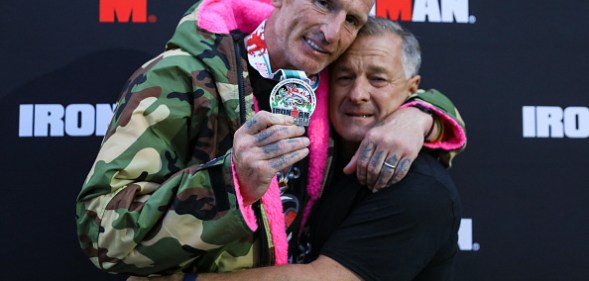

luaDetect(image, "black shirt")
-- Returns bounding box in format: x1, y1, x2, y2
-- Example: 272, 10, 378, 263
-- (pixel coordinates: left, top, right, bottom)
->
310, 151, 462, 281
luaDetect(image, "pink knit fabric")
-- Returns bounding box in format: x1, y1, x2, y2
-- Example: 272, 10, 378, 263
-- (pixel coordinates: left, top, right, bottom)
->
230, 157, 289, 265
198, 0, 273, 34
198, 0, 288, 265
253, 97, 289, 265
230, 155, 258, 231
299, 70, 330, 235
400, 101, 467, 150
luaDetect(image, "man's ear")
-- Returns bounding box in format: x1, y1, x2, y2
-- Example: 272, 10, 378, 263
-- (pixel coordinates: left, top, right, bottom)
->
408, 75, 421, 94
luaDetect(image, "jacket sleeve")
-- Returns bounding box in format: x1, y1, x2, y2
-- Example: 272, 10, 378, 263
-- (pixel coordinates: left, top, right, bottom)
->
401, 89, 467, 167
75, 52, 252, 276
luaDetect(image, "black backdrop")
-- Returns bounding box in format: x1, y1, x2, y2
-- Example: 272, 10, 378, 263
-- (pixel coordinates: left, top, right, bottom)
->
2, 1, 588, 280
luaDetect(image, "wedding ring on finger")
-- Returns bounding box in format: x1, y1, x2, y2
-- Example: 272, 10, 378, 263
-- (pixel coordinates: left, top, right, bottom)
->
383, 162, 397, 170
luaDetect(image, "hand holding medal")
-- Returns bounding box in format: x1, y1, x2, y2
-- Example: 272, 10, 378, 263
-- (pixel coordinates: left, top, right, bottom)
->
233, 20, 316, 205
232, 111, 310, 206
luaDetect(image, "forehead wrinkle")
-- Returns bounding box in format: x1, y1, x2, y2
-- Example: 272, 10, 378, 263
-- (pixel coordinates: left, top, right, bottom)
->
357, 36, 404, 74
335, 0, 372, 22
334, 51, 385, 75
351, 49, 392, 74
334, 53, 364, 74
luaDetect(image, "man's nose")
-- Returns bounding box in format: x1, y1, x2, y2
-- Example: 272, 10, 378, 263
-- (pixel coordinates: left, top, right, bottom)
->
347, 79, 370, 103
321, 12, 346, 43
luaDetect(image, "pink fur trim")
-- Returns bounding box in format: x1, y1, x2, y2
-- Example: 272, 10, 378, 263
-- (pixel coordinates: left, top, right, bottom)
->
198, 0, 274, 34
232, 149, 287, 263
299, 70, 330, 233
253, 95, 289, 265
196, 0, 289, 266
231, 154, 258, 231
251, 77, 330, 263
400, 101, 466, 150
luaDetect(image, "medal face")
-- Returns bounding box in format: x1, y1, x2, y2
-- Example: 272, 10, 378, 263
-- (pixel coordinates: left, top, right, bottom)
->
270, 78, 317, 126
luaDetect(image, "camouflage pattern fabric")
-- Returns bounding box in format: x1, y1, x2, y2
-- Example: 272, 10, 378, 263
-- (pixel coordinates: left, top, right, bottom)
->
408, 89, 467, 167
76, 3, 260, 275
75, 0, 467, 277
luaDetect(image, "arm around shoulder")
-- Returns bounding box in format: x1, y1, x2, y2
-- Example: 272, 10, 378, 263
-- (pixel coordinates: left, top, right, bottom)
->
402, 88, 467, 166
197, 255, 360, 281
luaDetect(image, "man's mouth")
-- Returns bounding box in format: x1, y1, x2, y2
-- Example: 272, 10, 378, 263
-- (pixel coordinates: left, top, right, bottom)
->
346, 113, 373, 118
305, 38, 328, 54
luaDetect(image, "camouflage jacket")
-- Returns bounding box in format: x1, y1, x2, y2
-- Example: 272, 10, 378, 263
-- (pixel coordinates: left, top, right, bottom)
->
75, 0, 467, 277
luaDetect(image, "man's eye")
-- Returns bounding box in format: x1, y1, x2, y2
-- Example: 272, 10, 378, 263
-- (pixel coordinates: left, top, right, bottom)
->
370, 77, 388, 86
346, 16, 359, 27
316, 0, 330, 9
335, 75, 353, 84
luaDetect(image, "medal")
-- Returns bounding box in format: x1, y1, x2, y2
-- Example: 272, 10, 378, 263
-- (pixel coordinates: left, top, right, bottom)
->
246, 21, 319, 127
270, 78, 317, 127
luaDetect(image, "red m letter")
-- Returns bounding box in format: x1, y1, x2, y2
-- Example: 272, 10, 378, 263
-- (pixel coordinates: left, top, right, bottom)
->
99, 0, 147, 23
375, 0, 413, 21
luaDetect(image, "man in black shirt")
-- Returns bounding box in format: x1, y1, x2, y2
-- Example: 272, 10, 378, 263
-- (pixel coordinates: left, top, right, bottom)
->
308, 17, 462, 280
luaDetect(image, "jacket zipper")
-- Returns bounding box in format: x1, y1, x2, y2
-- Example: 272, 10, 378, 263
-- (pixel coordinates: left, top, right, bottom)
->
231, 30, 273, 266
231, 31, 247, 124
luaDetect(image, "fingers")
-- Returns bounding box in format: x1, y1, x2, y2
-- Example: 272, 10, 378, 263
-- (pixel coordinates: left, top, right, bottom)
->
365, 150, 387, 188
234, 111, 307, 162
372, 155, 414, 192
354, 142, 374, 185
233, 111, 310, 204
267, 147, 310, 172
353, 138, 416, 192
372, 154, 398, 190
390, 158, 411, 184
254, 124, 306, 147
353, 117, 423, 191
237, 124, 308, 161
234, 136, 309, 177
355, 142, 400, 188
342, 152, 358, 175
242, 111, 295, 134
234, 131, 309, 173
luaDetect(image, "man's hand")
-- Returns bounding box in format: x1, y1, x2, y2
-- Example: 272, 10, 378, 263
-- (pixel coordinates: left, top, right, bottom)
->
344, 106, 434, 191
233, 111, 310, 205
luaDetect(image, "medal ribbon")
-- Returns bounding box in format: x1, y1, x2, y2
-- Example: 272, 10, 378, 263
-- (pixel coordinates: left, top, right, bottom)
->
246, 21, 318, 190
245, 20, 319, 89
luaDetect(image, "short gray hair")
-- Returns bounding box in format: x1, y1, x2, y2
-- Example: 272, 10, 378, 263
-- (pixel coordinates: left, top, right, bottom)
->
358, 17, 421, 79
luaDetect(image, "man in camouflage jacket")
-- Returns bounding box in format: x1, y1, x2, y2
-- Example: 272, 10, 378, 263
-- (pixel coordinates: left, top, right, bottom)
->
76, 0, 466, 277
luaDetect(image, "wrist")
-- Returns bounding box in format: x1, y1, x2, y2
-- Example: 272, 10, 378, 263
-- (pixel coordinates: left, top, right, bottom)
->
425, 116, 437, 141
410, 104, 438, 142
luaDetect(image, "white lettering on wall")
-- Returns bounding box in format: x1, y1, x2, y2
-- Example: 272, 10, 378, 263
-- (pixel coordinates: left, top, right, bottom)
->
564, 107, 589, 138
523, 106, 589, 138
19, 103, 116, 137
412, 0, 469, 23
413, 0, 442, 22
458, 218, 479, 251
441, 0, 469, 23
370, 0, 475, 24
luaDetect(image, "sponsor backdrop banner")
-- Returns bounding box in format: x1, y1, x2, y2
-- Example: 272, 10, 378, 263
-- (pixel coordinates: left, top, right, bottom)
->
1, 0, 588, 280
